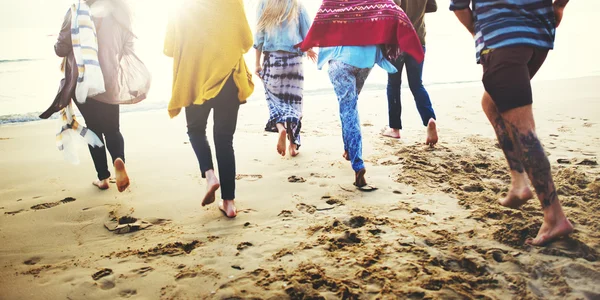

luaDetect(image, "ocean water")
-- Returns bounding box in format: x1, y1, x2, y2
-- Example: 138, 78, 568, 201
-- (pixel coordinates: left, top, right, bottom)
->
1, 0, 599, 124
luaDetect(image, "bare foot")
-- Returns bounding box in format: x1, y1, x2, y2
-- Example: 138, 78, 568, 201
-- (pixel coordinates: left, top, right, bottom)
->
499, 186, 534, 209
381, 127, 401, 139
343, 151, 350, 161
219, 200, 237, 218
354, 168, 367, 187
93, 179, 109, 190
527, 217, 574, 246
277, 130, 286, 156
202, 176, 220, 207
289, 143, 299, 157
114, 158, 130, 193
426, 118, 438, 147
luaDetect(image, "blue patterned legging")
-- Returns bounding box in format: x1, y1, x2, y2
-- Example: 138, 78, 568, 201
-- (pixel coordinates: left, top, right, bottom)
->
328, 60, 372, 172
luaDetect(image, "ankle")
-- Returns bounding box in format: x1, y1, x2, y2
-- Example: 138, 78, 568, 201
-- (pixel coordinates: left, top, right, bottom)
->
542, 204, 567, 224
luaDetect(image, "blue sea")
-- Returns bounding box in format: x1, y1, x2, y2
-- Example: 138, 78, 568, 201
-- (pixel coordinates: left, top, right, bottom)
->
1, 0, 599, 124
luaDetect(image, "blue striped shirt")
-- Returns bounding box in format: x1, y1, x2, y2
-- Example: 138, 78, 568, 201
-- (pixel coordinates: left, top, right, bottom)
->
449, 0, 556, 62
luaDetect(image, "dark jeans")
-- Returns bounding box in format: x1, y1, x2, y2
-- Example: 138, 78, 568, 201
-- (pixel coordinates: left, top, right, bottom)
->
75, 98, 124, 180
386, 46, 436, 129
185, 75, 240, 200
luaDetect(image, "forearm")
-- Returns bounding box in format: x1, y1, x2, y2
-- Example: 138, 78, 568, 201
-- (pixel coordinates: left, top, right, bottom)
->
554, 0, 569, 8
453, 8, 475, 36
255, 48, 262, 67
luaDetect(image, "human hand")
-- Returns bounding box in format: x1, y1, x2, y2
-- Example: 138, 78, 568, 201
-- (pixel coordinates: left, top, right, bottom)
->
553, 0, 568, 27
255, 65, 263, 79
306, 49, 317, 63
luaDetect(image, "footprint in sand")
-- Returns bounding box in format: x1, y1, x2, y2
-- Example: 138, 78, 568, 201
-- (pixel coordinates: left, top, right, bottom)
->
296, 203, 316, 214
237, 242, 253, 251
322, 196, 344, 206
104, 215, 152, 234
23, 257, 42, 265
31, 197, 76, 210
344, 216, 368, 228
92, 268, 113, 281
118, 289, 137, 298
236, 174, 263, 181
561, 263, 600, 297
175, 269, 198, 280
311, 173, 335, 179
539, 237, 598, 262
130, 266, 154, 277
278, 210, 293, 218
4, 209, 24, 215
288, 176, 306, 183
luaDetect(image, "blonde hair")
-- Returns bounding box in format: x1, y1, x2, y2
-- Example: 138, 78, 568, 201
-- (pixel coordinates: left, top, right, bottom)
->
256, 0, 300, 32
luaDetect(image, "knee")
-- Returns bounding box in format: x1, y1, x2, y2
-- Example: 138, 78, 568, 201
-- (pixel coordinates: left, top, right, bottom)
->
387, 75, 402, 87
214, 132, 233, 146
408, 80, 423, 92
187, 124, 207, 137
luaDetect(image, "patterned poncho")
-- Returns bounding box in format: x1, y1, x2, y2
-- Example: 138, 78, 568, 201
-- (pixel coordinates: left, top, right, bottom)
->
296, 0, 424, 62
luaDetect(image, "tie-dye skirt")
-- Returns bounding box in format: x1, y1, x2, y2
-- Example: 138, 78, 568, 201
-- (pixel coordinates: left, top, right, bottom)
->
260, 51, 304, 147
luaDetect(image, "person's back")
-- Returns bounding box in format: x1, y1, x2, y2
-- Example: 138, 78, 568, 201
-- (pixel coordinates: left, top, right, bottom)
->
165, 0, 254, 118
462, 0, 556, 60
89, 0, 136, 104
254, 0, 310, 54
164, 0, 254, 218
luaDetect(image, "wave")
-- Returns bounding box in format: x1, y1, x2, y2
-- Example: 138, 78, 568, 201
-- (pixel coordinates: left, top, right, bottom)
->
0, 58, 41, 64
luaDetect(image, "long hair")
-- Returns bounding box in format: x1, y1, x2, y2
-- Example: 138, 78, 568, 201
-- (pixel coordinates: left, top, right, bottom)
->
87, 0, 133, 35
256, 0, 300, 32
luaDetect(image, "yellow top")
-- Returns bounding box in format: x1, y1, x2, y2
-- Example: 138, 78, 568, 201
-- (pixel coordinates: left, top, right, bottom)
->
164, 0, 254, 118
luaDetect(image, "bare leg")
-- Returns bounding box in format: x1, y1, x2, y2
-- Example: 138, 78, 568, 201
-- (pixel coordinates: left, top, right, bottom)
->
276, 123, 286, 156
114, 158, 129, 193
219, 200, 237, 218
482, 92, 533, 208
501, 105, 573, 246
202, 169, 220, 206
425, 118, 438, 146
93, 179, 109, 190
288, 141, 299, 157
354, 168, 367, 187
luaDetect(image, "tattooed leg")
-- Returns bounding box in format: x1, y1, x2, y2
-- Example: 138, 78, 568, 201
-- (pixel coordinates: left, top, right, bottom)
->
501, 105, 573, 246
481, 92, 533, 208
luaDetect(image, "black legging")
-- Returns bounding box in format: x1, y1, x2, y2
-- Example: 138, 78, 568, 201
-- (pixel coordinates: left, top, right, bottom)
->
185, 75, 240, 200
75, 99, 124, 180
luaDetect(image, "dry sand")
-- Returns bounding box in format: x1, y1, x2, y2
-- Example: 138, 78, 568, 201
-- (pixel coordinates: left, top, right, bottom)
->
1, 76, 599, 299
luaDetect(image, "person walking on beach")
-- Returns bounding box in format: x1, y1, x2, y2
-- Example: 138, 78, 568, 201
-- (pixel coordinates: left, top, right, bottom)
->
451, 0, 573, 245
383, 0, 438, 146
46, 0, 150, 192
297, 0, 424, 190
164, 0, 254, 218
254, 0, 317, 157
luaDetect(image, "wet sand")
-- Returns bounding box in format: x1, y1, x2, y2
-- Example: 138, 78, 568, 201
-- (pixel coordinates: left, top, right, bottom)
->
1, 76, 599, 299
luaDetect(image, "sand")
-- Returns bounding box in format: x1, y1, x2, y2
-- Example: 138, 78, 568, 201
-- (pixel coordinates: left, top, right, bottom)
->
1, 76, 599, 299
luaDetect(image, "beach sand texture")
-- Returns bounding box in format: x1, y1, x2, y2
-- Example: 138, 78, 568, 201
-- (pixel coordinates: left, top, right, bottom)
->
1, 77, 599, 299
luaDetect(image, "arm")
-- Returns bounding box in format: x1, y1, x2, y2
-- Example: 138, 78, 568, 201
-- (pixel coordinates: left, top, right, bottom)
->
298, 4, 317, 63
55, 9, 73, 57
553, 0, 569, 27
449, 0, 475, 36
453, 9, 475, 36
255, 47, 263, 78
